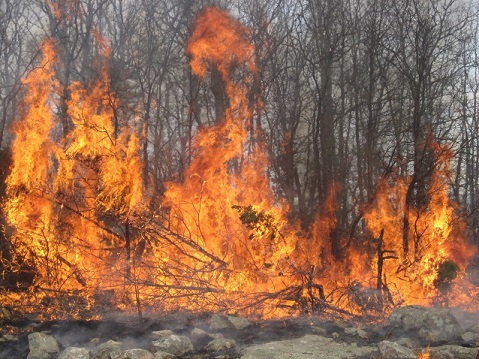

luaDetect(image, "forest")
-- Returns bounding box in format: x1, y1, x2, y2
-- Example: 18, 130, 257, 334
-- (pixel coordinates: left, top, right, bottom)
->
0, 0, 478, 319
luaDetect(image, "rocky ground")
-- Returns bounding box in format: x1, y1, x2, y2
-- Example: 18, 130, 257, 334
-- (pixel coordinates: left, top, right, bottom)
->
1, 306, 479, 359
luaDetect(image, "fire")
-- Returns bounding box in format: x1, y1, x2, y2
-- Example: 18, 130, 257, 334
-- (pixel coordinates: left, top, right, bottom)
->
1, 7, 478, 320
3, 38, 146, 318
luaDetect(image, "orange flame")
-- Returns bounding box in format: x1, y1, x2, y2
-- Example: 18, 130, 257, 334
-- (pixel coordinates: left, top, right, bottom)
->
2, 8, 478, 320
3, 38, 146, 317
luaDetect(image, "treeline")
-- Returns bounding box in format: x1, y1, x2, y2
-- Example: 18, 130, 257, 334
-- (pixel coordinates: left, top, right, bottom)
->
1, 0, 478, 244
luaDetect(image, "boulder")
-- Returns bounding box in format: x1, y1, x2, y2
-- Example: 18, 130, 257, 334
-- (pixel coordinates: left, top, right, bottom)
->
190, 327, 211, 339
377, 340, 416, 359
0, 333, 18, 342
241, 334, 376, 359
227, 315, 252, 330
90, 339, 122, 359
154, 350, 178, 359
58, 347, 90, 359
389, 306, 464, 344
344, 327, 368, 339
461, 331, 479, 346
209, 314, 251, 330
151, 330, 175, 340
153, 352, 177, 359
429, 345, 479, 359
204, 338, 236, 351
111, 348, 155, 359
27, 332, 60, 359
150, 334, 193, 356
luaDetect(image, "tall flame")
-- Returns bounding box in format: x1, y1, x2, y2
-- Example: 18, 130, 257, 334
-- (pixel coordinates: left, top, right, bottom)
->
3, 38, 146, 317
1, 8, 478, 320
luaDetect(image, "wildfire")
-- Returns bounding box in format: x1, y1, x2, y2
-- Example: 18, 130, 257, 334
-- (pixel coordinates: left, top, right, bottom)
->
1, 7, 478, 320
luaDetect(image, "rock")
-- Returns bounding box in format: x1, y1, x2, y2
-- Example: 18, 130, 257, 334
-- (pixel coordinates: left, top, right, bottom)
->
111, 348, 155, 359
205, 338, 236, 351
0, 306, 13, 320
90, 339, 122, 359
377, 340, 416, 359
390, 305, 464, 344
461, 331, 479, 345
190, 328, 211, 339
150, 334, 193, 356
58, 347, 90, 359
151, 330, 175, 340
344, 327, 368, 339
153, 351, 177, 359
27, 332, 60, 359
396, 337, 415, 349
311, 326, 328, 336
209, 314, 251, 330
1, 334, 18, 342
226, 315, 252, 329
429, 345, 479, 359
241, 334, 376, 359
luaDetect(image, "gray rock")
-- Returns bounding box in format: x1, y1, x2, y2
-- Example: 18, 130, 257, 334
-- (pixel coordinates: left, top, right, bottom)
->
90, 340, 122, 359
390, 305, 464, 344
150, 334, 193, 356
111, 348, 155, 359
209, 314, 251, 330
205, 338, 236, 351
461, 331, 479, 345
396, 337, 415, 349
153, 351, 176, 359
58, 347, 90, 359
311, 326, 328, 336
226, 315, 251, 329
151, 330, 175, 340
0, 334, 17, 343
27, 332, 60, 359
344, 327, 368, 339
377, 340, 416, 359
429, 345, 479, 359
190, 328, 217, 340
241, 334, 376, 359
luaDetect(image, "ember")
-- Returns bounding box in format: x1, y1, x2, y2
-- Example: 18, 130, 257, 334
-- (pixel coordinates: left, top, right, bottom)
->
0, 1, 478, 324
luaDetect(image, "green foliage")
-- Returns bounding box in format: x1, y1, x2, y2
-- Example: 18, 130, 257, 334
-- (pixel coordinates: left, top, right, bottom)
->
434, 259, 460, 295
232, 205, 279, 240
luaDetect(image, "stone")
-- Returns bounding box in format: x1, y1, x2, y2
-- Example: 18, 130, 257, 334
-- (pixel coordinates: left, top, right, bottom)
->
311, 326, 328, 336
190, 327, 211, 339
2, 334, 18, 342
396, 337, 415, 349
429, 345, 479, 359
58, 347, 90, 359
344, 327, 368, 339
150, 334, 193, 356
390, 305, 464, 344
90, 339, 122, 359
153, 351, 177, 359
151, 330, 175, 340
27, 332, 60, 359
226, 315, 252, 329
377, 340, 416, 359
205, 338, 236, 351
111, 348, 155, 359
461, 331, 479, 345
241, 334, 376, 359
209, 314, 251, 330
